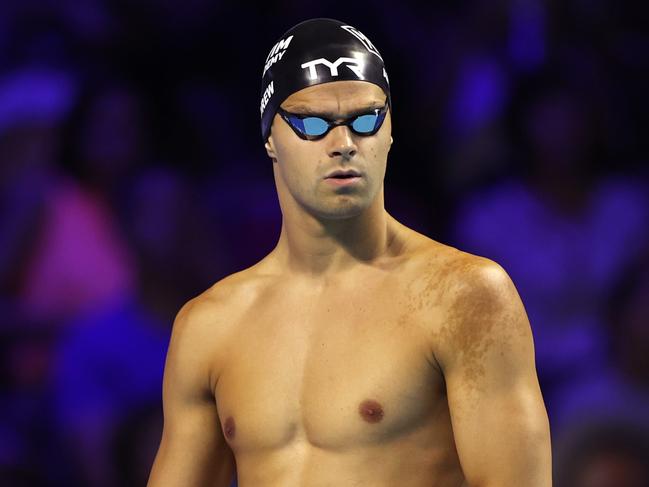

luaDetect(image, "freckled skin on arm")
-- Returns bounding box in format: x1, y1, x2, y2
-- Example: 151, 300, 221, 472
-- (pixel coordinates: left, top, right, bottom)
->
434, 258, 552, 487
147, 298, 236, 487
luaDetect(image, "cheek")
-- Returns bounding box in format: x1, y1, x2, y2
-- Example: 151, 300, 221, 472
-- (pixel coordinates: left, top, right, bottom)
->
366, 136, 390, 167
274, 134, 301, 169
371, 119, 392, 161
276, 147, 317, 191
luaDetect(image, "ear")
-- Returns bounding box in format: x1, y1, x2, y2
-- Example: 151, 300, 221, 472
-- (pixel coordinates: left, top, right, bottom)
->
390, 136, 393, 145
264, 135, 278, 163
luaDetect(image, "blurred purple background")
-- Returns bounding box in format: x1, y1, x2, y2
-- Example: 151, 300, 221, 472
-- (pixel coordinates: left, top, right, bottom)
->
1, 1, 648, 486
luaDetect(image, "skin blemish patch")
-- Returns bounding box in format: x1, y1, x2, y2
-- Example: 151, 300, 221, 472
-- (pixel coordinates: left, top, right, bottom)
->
223, 416, 236, 440
403, 254, 456, 315
358, 399, 385, 423
433, 260, 522, 414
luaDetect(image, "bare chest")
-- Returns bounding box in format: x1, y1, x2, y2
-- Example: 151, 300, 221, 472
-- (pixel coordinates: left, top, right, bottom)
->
214, 279, 447, 454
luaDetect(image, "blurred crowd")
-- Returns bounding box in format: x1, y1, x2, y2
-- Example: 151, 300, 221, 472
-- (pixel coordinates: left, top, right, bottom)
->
0, 1, 647, 486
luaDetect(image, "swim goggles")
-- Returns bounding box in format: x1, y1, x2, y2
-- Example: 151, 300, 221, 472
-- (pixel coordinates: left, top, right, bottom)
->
277, 102, 389, 141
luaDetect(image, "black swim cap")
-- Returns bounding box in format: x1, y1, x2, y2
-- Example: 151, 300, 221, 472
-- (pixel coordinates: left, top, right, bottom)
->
260, 18, 391, 143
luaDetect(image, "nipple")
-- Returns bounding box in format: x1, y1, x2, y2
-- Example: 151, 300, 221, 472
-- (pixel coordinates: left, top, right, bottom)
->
358, 399, 384, 423
223, 416, 236, 440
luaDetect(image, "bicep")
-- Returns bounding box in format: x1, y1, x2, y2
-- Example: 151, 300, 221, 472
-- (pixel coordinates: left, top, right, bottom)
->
438, 261, 551, 487
148, 301, 236, 487
149, 398, 235, 487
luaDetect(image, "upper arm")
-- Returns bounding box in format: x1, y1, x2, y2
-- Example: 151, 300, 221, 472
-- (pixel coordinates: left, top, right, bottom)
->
148, 297, 236, 487
434, 258, 551, 487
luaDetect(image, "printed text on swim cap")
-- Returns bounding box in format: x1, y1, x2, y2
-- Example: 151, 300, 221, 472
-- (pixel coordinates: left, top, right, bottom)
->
301, 57, 366, 80
263, 35, 293, 77
260, 80, 274, 115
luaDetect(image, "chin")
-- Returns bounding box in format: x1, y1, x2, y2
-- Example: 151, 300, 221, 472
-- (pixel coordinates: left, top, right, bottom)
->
310, 197, 370, 220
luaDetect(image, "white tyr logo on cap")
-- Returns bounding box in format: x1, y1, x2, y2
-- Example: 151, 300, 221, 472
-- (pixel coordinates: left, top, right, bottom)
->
301, 57, 365, 80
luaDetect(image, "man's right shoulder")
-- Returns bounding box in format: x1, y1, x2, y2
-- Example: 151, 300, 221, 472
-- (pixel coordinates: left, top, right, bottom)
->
172, 266, 271, 338
165, 267, 274, 386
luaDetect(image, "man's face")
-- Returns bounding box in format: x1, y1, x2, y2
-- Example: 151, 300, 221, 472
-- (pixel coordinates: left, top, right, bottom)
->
265, 80, 392, 220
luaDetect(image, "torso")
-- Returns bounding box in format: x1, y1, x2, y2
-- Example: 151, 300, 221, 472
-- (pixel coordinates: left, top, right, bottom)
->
203, 230, 468, 486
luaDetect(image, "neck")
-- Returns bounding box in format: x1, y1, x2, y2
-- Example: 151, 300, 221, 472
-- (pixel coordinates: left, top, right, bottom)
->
271, 187, 400, 278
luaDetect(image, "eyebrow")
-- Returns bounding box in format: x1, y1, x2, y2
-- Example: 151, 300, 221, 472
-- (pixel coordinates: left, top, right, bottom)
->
283, 100, 386, 119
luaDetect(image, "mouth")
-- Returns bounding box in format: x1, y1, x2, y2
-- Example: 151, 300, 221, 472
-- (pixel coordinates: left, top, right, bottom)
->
327, 174, 359, 179
324, 173, 363, 187
325, 169, 362, 179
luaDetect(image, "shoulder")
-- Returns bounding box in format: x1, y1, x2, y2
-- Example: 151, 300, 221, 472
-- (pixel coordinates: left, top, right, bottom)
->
444, 250, 518, 312
172, 264, 272, 340
412, 242, 530, 368
405, 233, 513, 294
426, 246, 533, 372
166, 265, 274, 381
412, 237, 517, 311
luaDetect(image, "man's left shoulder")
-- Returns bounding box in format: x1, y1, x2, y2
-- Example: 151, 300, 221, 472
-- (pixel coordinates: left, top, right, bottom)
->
447, 250, 515, 301
414, 239, 513, 294
414, 242, 524, 326
419, 246, 533, 374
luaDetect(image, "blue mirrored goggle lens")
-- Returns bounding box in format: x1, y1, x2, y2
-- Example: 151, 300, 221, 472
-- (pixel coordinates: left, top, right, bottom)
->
351, 114, 378, 133
285, 108, 384, 138
302, 117, 329, 136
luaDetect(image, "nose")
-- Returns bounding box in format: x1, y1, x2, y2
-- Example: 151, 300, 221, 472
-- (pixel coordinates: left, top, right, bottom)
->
326, 125, 357, 159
